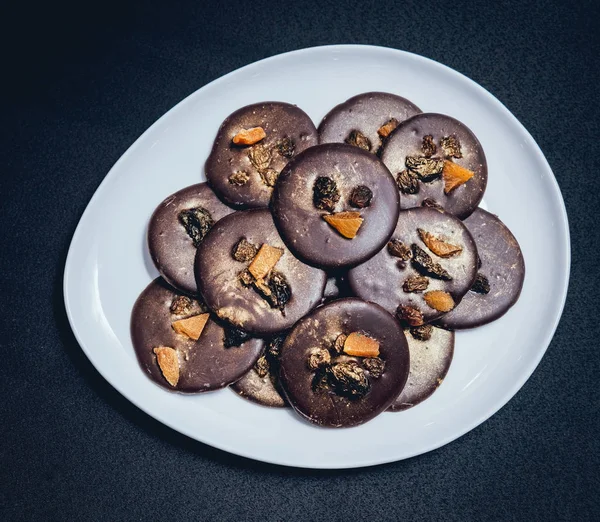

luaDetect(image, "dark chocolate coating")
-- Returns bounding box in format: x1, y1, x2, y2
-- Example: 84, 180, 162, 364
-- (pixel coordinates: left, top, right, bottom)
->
436, 208, 525, 329
271, 143, 400, 268
279, 298, 410, 428
381, 113, 487, 219
318, 91, 421, 153
347, 207, 478, 323
148, 183, 234, 295
205, 102, 318, 209
230, 362, 287, 408
131, 278, 264, 393
389, 327, 454, 411
195, 209, 327, 334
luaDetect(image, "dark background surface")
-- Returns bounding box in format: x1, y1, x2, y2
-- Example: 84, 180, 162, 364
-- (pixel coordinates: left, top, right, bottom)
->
2, 0, 599, 520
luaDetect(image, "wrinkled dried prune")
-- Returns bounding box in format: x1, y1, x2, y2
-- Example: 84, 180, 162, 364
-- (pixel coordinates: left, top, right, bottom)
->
229, 170, 249, 186
440, 135, 463, 158
349, 185, 373, 208
232, 238, 259, 262
170, 295, 193, 315
313, 176, 340, 211
403, 275, 429, 293
307, 348, 331, 370
275, 137, 295, 158
387, 239, 412, 260
421, 198, 444, 211
247, 143, 272, 171
223, 327, 251, 348
178, 207, 214, 247
345, 130, 372, 152
362, 357, 385, 379
396, 305, 424, 326
327, 361, 371, 399
422, 135, 437, 157
396, 169, 420, 194
411, 244, 452, 281
471, 273, 491, 294
405, 156, 444, 182
409, 324, 433, 341
254, 355, 269, 378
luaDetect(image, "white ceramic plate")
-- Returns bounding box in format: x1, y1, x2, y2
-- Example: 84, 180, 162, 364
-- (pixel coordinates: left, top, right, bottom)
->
64, 45, 570, 469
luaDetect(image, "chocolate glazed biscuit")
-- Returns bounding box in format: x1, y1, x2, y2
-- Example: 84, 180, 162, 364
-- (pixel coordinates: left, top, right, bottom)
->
279, 298, 410, 428
318, 91, 421, 154
388, 326, 454, 411
148, 183, 234, 295
436, 208, 525, 329
381, 113, 487, 219
271, 143, 400, 269
195, 209, 327, 335
205, 102, 318, 209
131, 278, 264, 393
347, 207, 478, 325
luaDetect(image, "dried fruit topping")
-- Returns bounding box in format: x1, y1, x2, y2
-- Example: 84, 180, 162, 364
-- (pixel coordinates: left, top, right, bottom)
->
442, 160, 474, 194
409, 324, 433, 341
421, 198, 444, 211
362, 357, 385, 379
178, 207, 214, 247
275, 137, 295, 158
327, 361, 371, 399
345, 130, 372, 152
232, 127, 266, 145
403, 275, 429, 293
323, 211, 364, 239
238, 269, 254, 287
267, 335, 285, 359
262, 271, 291, 312
311, 368, 331, 393
153, 347, 179, 387
422, 135, 437, 157
223, 327, 251, 348
405, 156, 444, 182
248, 244, 284, 280
387, 239, 412, 260
254, 355, 269, 378
333, 333, 347, 354
232, 238, 259, 262
307, 348, 332, 370
377, 118, 399, 138
170, 295, 193, 316
418, 229, 463, 258
396, 305, 424, 326
247, 143, 272, 171
259, 168, 279, 187
396, 169, 420, 194
228, 170, 250, 186
440, 135, 463, 158
349, 185, 373, 209
471, 273, 491, 294
171, 313, 210, 341
313, 176, 340, 211
424, 291, 455, 312
411, 244, 452, 281
343, 332, 380, 358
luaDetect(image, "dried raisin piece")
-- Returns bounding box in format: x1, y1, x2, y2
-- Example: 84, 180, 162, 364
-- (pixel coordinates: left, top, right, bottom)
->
440, 135, 463, 158
362, 357, 385, 379
396, 169, 420, 194
422, 135, 437, 157
229, 171, 249, 186
333, 333, 347, 354
267, 335, 285, 360
410, 324, 433, 341
266, 271, 291, 311
223, 327, 251, 348
403, 275, 429, 293
170, 295, 193, 315
259, 168, 279, 187
387, 239, 412, 260
178, 207, 214, 247
349, 185, 373, 208
396, 305, 424, 326
275, 137, 295, 158
307, 348, 331, 370
471, 273, 491, 294
232, 238, 259, 262
238, 269, 254, 287
254, 355, 269, 378
421, 198, 444, 211
411, 244, 452, 281
247, 143, 272, 171
313, 176, 340, 211
345, 130, 372, 152
405, 156, 444, 182
327, 361, 371, 399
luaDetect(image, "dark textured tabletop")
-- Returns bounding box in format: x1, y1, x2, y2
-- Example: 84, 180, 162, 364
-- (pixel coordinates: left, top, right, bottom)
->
2, 0, 599, 520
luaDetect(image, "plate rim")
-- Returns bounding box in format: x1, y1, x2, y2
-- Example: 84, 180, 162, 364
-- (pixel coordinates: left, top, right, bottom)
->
63, 44, 571, 469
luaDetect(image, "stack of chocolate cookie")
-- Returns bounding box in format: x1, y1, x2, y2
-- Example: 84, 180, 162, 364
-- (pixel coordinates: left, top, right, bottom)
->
131, 94, 525, 428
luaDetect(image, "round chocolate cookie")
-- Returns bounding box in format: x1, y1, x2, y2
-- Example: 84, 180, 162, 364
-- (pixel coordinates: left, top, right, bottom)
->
271, 143, 400, 268
230, 335, 288, 408
279, 298, 410, 428
436, 208, 525, 329
205, 102, 318, 209
195, 209, 327, 335
318, 91, 421, 154
380, 113, 487, 219
347, 207, 478, 325
148, 183, 235, 295
131, 278, 264, 393
388, 326, 454, 411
